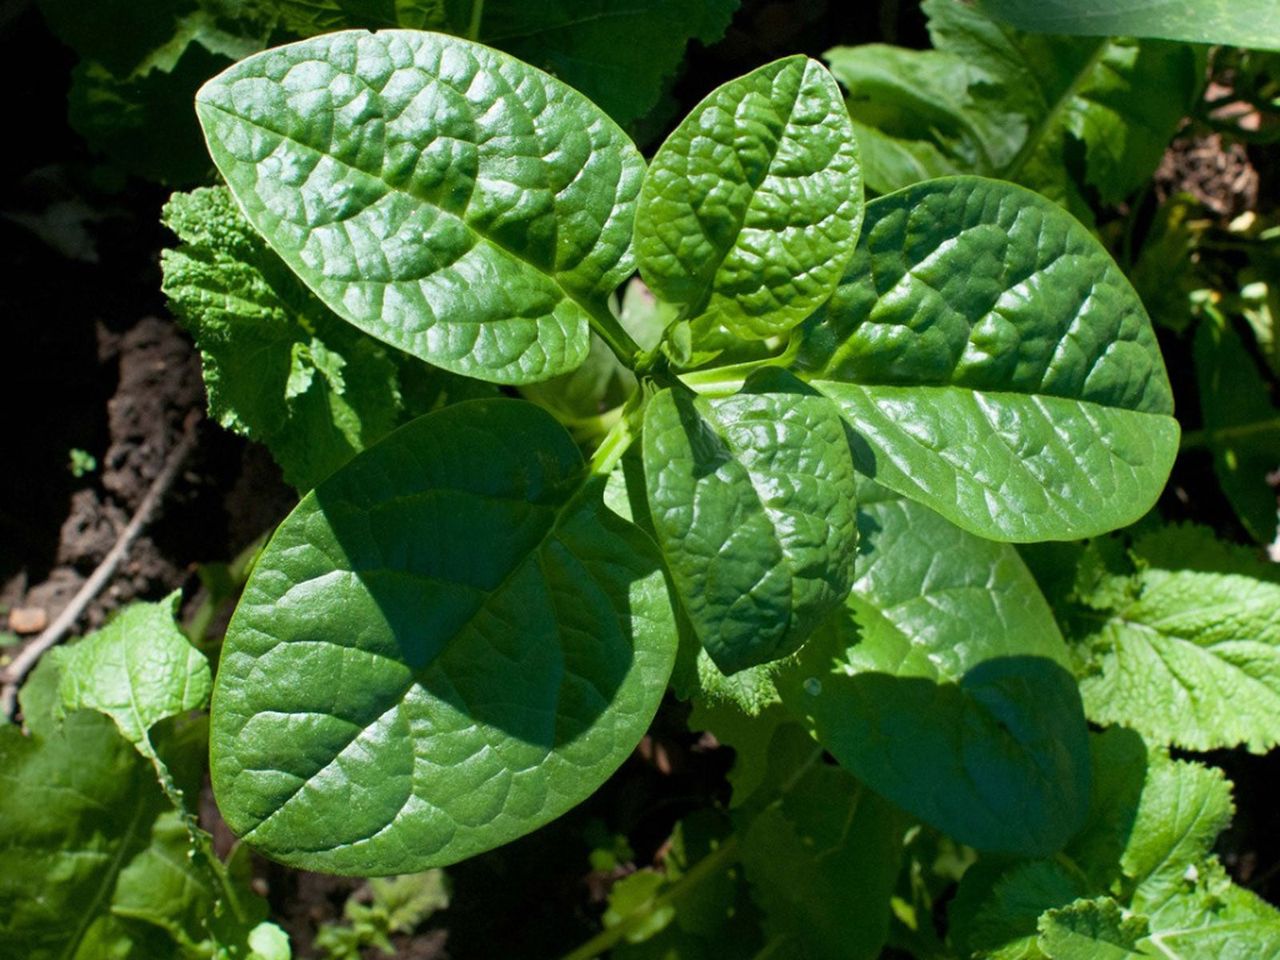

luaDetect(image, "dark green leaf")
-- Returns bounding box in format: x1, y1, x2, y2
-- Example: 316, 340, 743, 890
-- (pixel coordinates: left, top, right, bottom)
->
975, 0, 1280, 51
636, 56, 862, 341
776, 481, 1091, 856
197, 30, 645, 384
796, 177, 1178, 542
211, 399, 677, 873
642, 369, 859, 673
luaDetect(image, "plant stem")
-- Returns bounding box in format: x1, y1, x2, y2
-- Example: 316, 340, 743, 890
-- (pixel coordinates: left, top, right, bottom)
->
588, 393, 643, 477
467, 0, 484, 39
590, 306, 645, 371
559, 835, 742, 960
184, 529, 270, 651
1180, 416, 1280, 450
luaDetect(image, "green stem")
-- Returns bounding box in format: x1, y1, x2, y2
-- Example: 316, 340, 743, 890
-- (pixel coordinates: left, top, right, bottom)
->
467, 0, 484, 40
589, 392, 645, 477
1003, 38, 1110, 182
559, 835, 742, 960
1181, 416, 1280, 450
590, 306, 645, 371
184, 531, 270, 651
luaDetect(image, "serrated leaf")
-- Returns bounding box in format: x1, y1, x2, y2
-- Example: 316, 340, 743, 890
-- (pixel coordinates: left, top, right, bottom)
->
739, 763, 905, 960
636, 56, 861, 341
163, 185, 454, 491
211, 399, 677, 874
55, 592, 211, 761
776, 480, 1090, 856
950, 859, 1087, 960
196, 30, 645, 384
1037, 897, 1148, 960
826, 0, 1199, 209
1074, 535, 1280, 753
795, 177, 1178, 542
474, 0, 740, 128
1193, 311, 1280, 544
642, 369, 859, 673
975, 0, 1280, 51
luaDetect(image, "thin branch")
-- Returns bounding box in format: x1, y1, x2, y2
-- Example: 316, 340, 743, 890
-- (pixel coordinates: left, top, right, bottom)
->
1, 413, 201, 721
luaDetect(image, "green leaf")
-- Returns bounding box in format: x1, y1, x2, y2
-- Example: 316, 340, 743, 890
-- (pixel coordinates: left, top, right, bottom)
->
975, 0, 1280, 51
1074, 527, 1280, 753
55, 592, 211, 761
1037, 897, 1149, 960
635, 56, 862, 341
211, 399, 677, 874
776, 480, 1090, 856
163, 186, 472, 491
196, 30, 645, 384
795, 177, 1179, 542
826, 0, 1200, 208
950, 859, 1087, 960
272, 0, 448, 34
739, 763, 906, 960
1193, 311, 1280, 544
474, 0, 740, 128
642, 369, 859, 673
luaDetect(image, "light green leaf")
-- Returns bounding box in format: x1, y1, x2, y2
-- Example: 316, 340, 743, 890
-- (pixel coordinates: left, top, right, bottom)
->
795, 177, 1178, 542
196, 30, 645, 384
642, 369, 859, 673
975, 0, 1280, 51
950, 859, 1087, 960
826, 0, 1199, 208
163, 186, 469, 491
1193, 310, 1280, 544
1075, 528, 1280, 753
55, 592, 211, 760
474, 0, 740, 128
211, 399, 677, 874
1037, 897, 1149, 960
739, 763, 906, 960
776, 480, 1090, 856
636, 56, 861, 341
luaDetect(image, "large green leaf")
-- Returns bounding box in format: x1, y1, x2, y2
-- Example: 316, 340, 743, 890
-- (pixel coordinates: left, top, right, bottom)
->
1073, 525, 1280, 753
794, 177, 1178, 542
211, 399, 677, 874
196, 30, 645, 384
826, 0, 1199, 210
642, 369, 859, 674
975, 0, 1280, 51
635, 56, 862, 341
776, 480, 1090, 856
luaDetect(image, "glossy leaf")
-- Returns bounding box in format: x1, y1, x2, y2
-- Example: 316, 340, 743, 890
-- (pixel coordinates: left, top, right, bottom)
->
795, 177, 1179, 542
1074, 526, 1280, 753
211, 399, 677, 874
55, 592, 211, 759
197, 30, 645, 384
642, 369, 859, 673
975, 0, 1280, 51
635, 56, 862, 340
776, 481, 1091, 856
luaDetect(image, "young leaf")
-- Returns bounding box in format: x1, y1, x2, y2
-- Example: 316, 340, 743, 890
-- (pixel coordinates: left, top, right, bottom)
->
196, 30, 645, 384
739, 763, 906, 960
826, 0, 1199, 209
1074, 526, 1280, 753
211, 399, 677, 874
642, 369, 859, 673
975, 0, 1280, 52
775, 480, 1091, 856
1036, 897, 1149, 960
950, 859, 1089, 959
635, 55, 862, 341
1193, 310, 1280, 544
55, 592, 211, 761
795, 177, 1179, 542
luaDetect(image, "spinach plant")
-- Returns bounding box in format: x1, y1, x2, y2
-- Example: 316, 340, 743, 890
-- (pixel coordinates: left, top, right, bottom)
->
185, 27, 1180, 881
